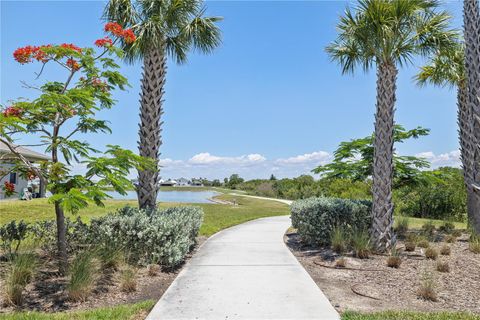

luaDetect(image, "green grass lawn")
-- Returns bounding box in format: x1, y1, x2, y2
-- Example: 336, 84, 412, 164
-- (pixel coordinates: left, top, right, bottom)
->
342, 311, 480, 320
398, 216, 467, 229
0, 194, 290, 236
0, 300, 155, 320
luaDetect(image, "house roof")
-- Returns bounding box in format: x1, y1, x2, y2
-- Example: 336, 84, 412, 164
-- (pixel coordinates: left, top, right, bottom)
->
0, 142, 50, 162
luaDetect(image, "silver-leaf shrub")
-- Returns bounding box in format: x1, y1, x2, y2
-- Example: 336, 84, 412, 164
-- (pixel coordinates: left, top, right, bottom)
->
90, 206, 203, 267
291, 197, 372, 245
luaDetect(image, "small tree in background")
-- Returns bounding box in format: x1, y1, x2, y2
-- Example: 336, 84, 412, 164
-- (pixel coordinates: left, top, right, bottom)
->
313, 125, 430, 188
0, 24, 152, 273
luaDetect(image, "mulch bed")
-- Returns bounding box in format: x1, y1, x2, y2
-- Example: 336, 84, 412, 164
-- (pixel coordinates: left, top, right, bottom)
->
0, 236, 207, 314
285, 232, 480, 314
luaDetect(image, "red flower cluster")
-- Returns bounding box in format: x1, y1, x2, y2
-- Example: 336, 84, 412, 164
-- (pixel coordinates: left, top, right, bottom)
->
3, 181, 15, 197
104, 22, 136, 44
66, 58, 80, 71
60, 43, 82, 53
2, 106, 22, 117
13, 45, 49, 64
122, 29, 136, 44
94, 37, 113, 47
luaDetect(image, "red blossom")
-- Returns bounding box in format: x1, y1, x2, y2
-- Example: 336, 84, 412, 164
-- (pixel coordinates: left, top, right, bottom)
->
66, 58, 80, 71
122, 29, 136, 44
60, 43, 82, 53
3, 181, 15, 196
104, 22, 124, 36
13, 46, 39, 64
2, 106, 23, 117
94, 37, 113, 47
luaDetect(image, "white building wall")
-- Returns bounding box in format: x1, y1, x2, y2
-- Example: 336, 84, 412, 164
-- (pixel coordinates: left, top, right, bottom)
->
0, 163, 28, 200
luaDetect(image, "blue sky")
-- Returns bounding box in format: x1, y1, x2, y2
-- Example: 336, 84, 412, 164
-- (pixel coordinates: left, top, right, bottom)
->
1, 0, 464, 179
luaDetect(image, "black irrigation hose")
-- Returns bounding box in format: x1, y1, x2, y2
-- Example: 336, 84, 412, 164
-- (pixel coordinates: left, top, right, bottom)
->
351, 283, 382, 300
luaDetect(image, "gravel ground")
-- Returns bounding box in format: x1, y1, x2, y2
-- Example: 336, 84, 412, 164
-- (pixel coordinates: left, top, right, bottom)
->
285, 231, 480, 314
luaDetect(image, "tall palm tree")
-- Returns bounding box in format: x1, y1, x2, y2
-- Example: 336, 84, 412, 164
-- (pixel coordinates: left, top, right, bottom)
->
327, 0, 456, 252
105, 0, 222, 209
415, 43, 477, 225
463, 0, 480, 233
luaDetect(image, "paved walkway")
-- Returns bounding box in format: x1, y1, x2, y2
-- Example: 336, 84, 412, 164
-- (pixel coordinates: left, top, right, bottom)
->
147, 214, 340, 320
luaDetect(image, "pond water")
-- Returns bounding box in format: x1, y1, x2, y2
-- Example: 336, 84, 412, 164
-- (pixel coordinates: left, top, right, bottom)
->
105, 190, 219, 203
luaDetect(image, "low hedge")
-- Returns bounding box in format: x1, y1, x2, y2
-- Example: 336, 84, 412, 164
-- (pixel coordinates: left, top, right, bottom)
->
291, 197, 372, 245
90, 206, 203, 267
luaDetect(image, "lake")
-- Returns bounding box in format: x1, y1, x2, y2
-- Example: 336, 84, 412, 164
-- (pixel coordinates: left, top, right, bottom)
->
105, 190, 219, 203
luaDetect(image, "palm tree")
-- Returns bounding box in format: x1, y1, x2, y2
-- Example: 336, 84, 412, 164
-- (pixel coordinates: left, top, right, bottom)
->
463, 0, 480, 233
327, 0, 456, 252
105, 0, 222, 209
416, 43, 480, 229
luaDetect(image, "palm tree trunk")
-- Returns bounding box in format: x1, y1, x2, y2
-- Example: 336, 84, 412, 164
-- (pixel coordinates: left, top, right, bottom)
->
372, 62, 397, 252
137, 46, 166, 210
463, 0, 480, 233
457, 83, 476, 224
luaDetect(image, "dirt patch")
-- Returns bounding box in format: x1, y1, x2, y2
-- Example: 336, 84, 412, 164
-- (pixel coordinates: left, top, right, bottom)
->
0, 236, 207, 314
285, 231, 480, 314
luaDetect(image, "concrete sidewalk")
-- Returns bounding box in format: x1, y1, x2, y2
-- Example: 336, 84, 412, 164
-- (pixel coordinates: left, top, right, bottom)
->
146, 216, 340, 320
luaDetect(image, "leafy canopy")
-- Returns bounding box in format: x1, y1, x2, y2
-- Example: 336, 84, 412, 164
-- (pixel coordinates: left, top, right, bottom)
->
104, 0, 222, 63
0, 28, 153, 212
312, 125, 431, 188
416, 40, 465, 88
326, 0, 457, 73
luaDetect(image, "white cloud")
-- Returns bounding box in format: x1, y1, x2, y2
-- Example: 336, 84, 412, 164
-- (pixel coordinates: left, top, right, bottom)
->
188, 152, 266, 166
416, 150, 461, 168
66, 149, 464, 181
275, 151, 331, 165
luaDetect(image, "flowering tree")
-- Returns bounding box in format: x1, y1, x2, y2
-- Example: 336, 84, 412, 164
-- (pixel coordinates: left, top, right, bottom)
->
0, 24, 152, 273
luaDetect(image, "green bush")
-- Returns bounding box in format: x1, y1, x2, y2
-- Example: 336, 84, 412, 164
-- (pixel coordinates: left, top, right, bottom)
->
291, 197, 372, 246
395, 167, 467, 222
29, 217, 90, 255
0, 220, 29, 258
90, 206, 203, 267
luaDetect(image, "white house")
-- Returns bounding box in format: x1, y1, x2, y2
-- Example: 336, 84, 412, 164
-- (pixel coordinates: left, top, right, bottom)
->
0, 142, 50, 200
176, 178, 191, 186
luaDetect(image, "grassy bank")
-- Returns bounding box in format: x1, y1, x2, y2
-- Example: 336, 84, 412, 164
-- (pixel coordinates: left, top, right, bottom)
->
0, 194, 290, 236
0, 300, 155, 320
342, 311, 480, 320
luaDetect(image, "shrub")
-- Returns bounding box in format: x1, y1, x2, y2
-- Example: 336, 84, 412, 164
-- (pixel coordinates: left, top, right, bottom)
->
436, 260, 450, 273
67, 251, 97, 301
386, 247, 401, 268
395, 167, 467, 222
120, 266, 137, 292
404, 241, 416, 252
394, 216, 409, 238
439, 221, 455, 234
418, 272, 438, 302
417, 238, 430, 248
351, 229, 371, 259
440, 245, 451, 256
422, 221, 436, 237
452, 229, 462, 237
335, 257, 347, 268
4, 253, 36, 306
147, 264, 160, 277
425, 247, 438, 260
30, 217, 89, 255
291, 197, 371, 246
97, 245, 123, 270
445, 235, 457, 243
90, 206, 203, 267
469, 237, 480, 254
0, 220, 29, 258
330, 226, 348, 253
